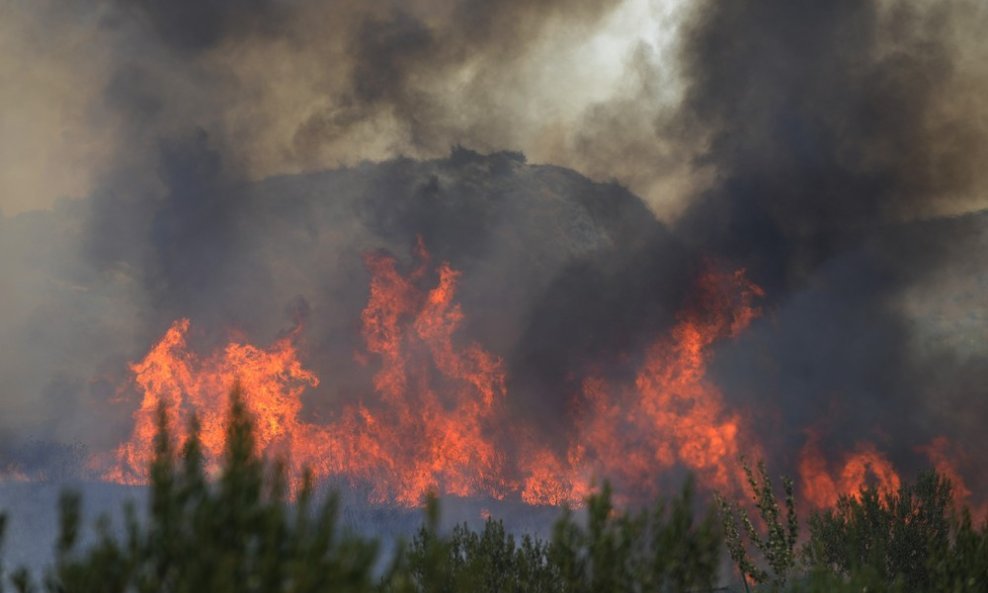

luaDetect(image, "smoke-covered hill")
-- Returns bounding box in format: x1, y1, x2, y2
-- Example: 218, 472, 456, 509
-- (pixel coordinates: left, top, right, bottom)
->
2, 148, 986, 497
0, 147, 690, 455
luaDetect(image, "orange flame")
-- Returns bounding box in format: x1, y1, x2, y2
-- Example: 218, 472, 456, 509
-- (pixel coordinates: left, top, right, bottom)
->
0, 466, 30, 484
101, 245, 507, 504
98, 245, 979, 511
919, 436, 987, 521
520, 267, 765, 505
799, 434, 901, 508
320, 248, 509, 505
103, 319, 319, 485
921, 437, 971, 502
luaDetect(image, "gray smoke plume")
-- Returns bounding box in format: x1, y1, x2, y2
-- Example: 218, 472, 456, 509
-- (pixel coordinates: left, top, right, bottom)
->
0, 0, 986, 505
672, 0, 988, 493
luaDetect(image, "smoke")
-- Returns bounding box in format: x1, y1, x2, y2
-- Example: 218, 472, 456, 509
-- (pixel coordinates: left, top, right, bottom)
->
677, 0, 988, 279
0, 0, 986, 503
672, 0, 988, 490
1, 0, 695, 214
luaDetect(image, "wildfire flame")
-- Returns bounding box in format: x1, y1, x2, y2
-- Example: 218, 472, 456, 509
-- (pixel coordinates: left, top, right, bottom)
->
102, 243, 507, 504
309, 245, 509, 504
799, 435, 901, 509
519, 268, 765, 506
97, 243, 979, 512
102, 318, 319, 485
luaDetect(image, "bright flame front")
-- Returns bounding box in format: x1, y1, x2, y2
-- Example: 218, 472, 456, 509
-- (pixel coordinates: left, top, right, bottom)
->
97, 244, 978, 511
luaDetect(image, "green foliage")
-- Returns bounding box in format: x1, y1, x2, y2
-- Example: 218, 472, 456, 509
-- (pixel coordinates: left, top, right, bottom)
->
1, 387, 987, 593
804, 471, 988, 592
785, 567, 902, 593
718, 459, 799, 591
9, 384, 380, 593
0, 386, 724, 593
931, 508, 988, 593
390, 480, 722, 593
718, 461, 988, 593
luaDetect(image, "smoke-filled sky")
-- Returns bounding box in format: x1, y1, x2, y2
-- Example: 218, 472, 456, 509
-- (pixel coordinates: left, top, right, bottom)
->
1, 0, 987, 500
3, 0, 986, 218
1, 0, 691, 216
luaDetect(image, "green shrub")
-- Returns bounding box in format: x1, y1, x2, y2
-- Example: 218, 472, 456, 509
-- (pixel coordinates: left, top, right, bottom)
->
718, 459, 799, 591
389, 480, 722, 593
9, 384, 380, 593
1, 385, 986, 593
539, 479, 722, 593
804, 471, 988, 592
0, 387, 724, 593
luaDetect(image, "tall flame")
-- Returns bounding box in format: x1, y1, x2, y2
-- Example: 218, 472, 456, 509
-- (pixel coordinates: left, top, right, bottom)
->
98, 244, 976, 511
310, 246, 509, 505
519, 267, 765, 505
798, 434, 901, 508
102, 244, 507, 504
104, 319, 319, 485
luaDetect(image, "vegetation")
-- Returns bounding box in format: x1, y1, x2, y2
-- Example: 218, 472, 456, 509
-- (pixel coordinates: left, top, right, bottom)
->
718, 460, 799, 590
719, 461, 988, 593
390, 479, 721, 593
803, 472, 988, 592
0, 387, 986, 592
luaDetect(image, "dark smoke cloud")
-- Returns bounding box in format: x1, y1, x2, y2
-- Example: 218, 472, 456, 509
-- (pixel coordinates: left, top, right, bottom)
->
114, 0, 285, 52
0, 0, 986, 505
93, 0, 625, 178
677, 0, 987, 287
673, 0, 988, 473
291, 0, 623, 159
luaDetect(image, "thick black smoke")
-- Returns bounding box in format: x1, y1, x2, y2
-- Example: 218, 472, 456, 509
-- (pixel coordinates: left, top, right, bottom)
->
673, 0, 988, 485
113, 0, 286, 52
678, 0, 985, 285
0, 0, 986, 503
